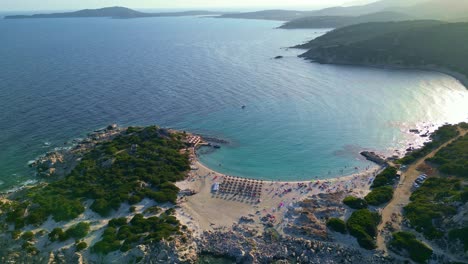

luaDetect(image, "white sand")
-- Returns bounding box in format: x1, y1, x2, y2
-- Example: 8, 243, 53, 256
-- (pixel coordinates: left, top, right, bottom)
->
176, 152, 381, 237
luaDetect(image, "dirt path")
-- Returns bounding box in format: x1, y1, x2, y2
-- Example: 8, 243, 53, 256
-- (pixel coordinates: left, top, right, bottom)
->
376, 128, 467, 253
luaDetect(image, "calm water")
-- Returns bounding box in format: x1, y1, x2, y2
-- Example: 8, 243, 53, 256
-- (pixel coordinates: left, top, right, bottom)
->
0, 16, 467, 190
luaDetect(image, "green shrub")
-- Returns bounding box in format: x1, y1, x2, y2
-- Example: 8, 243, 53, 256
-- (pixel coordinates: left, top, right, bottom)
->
143, 206, 161, 215
11, 230, 21, 240
22, 241, 39, 254
108, 217, 127, 228
365, 186, 394, 206
48, 228, 67, 242
92, 227, 121, 254
343, 196, 368, 209
65, 222, 90, 240
347, 209, 380, 250
326, 218, 347, 234
21, 231, 34, 241
371, 167, 398, 188
76, 241, 88, 251
426, 134, 468, 178
390, 231, 432, 263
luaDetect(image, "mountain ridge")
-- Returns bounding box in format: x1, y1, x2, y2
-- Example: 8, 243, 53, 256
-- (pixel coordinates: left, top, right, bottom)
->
5, 6, 225, 19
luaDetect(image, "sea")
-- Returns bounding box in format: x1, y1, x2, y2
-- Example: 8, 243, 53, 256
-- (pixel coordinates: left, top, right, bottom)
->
1, 16, 467, 191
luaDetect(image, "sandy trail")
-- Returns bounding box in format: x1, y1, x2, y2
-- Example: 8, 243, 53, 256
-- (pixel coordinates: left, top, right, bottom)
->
376, 127, 467, 253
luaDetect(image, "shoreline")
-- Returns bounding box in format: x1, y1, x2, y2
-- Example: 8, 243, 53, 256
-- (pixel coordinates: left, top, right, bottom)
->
300, 56, 468, 89
175, 141, 383, 236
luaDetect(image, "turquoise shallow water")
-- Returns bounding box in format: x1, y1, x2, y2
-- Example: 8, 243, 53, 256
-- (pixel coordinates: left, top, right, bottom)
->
0, 16, 467, 190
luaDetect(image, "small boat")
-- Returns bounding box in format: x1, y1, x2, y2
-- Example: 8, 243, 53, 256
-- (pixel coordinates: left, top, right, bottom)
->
213, 145, 221, 149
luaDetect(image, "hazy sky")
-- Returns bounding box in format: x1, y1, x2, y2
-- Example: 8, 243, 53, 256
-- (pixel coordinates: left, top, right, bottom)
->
0, 0, 374, 11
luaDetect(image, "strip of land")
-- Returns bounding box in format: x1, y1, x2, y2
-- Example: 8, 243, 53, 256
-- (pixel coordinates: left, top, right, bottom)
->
377, 127, 467, 253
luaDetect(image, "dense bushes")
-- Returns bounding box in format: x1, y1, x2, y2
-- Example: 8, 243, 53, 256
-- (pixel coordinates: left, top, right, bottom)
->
48, 222, 90, 242
343, 196, 367, 209
371, 167, 398, 188
326, 218, 347, 234
93, 211, 181, 255
21, 231, 34, 241
346, 209, 380, 249
5, 126, 190, 228
365, 186, 394, 206
426, 134, 468, 178
390, 232, 432, 263
76, 241, 88, 251
404, 178, 461, 239
65, 222, 90, 240
92, 227, 122, 254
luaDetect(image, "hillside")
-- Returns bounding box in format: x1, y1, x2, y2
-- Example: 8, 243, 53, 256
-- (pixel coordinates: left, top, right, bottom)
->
5, 6, 223, 19
280, 11, 413, 29
217, 10, 315, 21
0, 126, 192, 262
297, 21, 468, 87
393, 0, 468, 21
218, 0, 425, 21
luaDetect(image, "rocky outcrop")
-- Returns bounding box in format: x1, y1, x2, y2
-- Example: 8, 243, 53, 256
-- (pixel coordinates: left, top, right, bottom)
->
360, 151, 387, 165
30, 125, 125, 178
198, 225, 396, 263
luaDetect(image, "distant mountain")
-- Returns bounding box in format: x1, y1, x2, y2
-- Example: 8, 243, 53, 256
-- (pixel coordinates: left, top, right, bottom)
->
301, 0, 425, 17
296, 20, 468, 86
393, 0, 468, 21
5, 6, 224, 19
218, 0, 426, 21
280, 11, 413, 29
217, 10, 315, 21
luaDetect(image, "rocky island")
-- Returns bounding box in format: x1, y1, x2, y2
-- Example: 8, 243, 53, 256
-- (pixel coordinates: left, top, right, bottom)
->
4, 7, 224, 19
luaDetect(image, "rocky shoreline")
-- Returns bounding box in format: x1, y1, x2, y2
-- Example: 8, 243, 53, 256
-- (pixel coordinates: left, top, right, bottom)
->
29, 124, 124, 179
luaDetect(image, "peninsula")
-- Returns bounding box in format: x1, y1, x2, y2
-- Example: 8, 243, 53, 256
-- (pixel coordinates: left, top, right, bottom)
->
4, 6, 224, 19
279, 11, 412, 29
295, 20, 468, 88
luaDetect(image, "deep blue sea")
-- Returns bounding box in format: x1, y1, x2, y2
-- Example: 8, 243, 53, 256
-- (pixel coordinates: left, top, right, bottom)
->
0, 16, 467, 190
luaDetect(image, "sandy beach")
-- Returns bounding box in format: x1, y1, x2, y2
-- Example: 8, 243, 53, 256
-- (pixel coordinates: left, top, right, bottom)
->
175, 145, 382, 237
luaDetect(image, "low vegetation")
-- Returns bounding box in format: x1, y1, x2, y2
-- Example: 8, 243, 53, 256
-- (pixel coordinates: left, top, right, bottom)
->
326, 218, 347, 234
49, 222, 90, 242
92, 210, 181, 255
371, 166, 398, 188
404, 177, 462, 239
346, 209, 380, 249
390, 231, 433, 263
426, 134, 468, 177
3, 126, 190, 228
365, 186, 394, 206
343, 196, 367, 209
